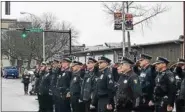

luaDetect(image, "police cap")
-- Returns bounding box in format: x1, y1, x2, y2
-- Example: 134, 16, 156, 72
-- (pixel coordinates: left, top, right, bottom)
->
72, 61, 83, 66
177, 58, 185, 64
139, 53, 152, 60
121, 57, 134, 65
53, 59, 59, 63
153, 56, 170, 65
62, 57, 72, 63
88, 57, 97, 63
98, 56, 111, 63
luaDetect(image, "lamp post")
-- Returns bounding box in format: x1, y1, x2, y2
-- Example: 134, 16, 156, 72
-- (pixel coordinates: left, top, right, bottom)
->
20, 12, 45, 62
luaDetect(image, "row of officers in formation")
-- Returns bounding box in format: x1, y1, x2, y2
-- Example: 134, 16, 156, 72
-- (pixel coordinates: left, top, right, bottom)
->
25, 54, 185, 112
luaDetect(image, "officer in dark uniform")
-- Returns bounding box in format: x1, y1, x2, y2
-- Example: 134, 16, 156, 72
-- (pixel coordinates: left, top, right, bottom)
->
38, 62, 53, 112
152, 57, 176, 112
96, 56, 115, 112
37, 62, 47, 112
49, 59, 60, 112
174, 58, 185, 112
138, 54, 156, 112
179, 74, 185, 111
70, 61, 83, 112
55, 57, 72, 112
80, 57, 98, 112
115, 57, 141, 112
22, 70, 31, 95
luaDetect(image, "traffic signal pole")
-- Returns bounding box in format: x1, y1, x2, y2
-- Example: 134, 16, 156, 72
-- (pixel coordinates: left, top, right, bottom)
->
1, 28, 72, 62
42, 31, 45, 62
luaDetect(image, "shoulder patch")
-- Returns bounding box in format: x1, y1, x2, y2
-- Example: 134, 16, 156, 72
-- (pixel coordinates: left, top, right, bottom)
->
73, 77, 77, 81
100, 74, 104, 79
169, 76, 175, 82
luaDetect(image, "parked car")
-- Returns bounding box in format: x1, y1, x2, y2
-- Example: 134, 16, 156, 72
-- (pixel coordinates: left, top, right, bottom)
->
2, 66, 19, 78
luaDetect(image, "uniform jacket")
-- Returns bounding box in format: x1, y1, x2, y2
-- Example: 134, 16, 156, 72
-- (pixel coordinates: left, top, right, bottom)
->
96, 67, 115, 104
70, 70, 83, 97
38, 69, 52, 95
139, 65, 156, 101
55, 68, 72, 98
116, 70, 142, 107
154, 69, 176, 107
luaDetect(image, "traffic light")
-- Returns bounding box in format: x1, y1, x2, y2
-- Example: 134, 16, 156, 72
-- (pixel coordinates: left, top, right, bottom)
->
21, 28, 27, 38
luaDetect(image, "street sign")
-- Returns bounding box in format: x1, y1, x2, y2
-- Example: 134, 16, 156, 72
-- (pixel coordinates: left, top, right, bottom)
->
125, 13, 133, 30
114, 11, 122, 30
29, 28, 43, 32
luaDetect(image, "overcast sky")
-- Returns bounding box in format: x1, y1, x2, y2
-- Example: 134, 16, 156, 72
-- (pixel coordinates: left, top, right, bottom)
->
1, 2, 183, 46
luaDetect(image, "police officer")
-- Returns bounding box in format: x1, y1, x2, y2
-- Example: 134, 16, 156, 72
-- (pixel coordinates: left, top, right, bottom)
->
115, 57, 141, 112
152, 57, 176, 112
80, 57, 98, 112
179, 73, 185, 111
70, 61, 83, 112
96, 56, 114, 112
174, 58, 185, 112
37, 62, 47, 112
22, 70, 31, 95
37, 62, 53, 112
49, 59, 60, 112
138, 54, 156, 112
55, 57, 72, 112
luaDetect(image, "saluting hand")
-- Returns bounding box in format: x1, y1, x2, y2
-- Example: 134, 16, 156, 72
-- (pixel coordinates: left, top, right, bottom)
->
66, 92, 70, 98
167, 105, 173, 111
148, 100, 154, 106
106, 104, 113, 110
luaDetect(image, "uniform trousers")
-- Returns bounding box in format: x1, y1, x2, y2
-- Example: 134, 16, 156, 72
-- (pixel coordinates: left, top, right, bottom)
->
55, 96, 71, 112
38, 94, 53, 112
98, 96, 113, 112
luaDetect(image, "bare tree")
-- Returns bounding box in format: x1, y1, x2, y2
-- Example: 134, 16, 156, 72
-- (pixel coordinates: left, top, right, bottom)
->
2, 12, 79, 69
102, 2, 169, 55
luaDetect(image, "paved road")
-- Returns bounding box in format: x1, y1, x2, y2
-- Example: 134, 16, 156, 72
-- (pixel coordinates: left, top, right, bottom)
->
2, 78, 38, 111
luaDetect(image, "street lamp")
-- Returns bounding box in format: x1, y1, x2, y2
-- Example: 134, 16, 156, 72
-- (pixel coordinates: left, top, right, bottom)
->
20, 12, 46, 62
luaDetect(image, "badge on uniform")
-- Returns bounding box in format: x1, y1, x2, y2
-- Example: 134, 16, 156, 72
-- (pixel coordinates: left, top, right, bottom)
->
73, 77, 77, 81
109, 80, 113, 84
62, 73, 66, 77
95, 78, 98, 81
100, 74, 104, 79
140, 73, 146, 77
58, 75, 61, 78
108, 74, 111, 78
158, 78, 160, 82
134, 79, 138, 84
169, 76, 175, 82
124, 80, 127, 83
46, 73, 49, 77
86, 78, 90, 83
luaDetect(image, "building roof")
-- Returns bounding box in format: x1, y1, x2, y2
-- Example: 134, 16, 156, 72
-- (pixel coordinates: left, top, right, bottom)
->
67, 38, 183, 55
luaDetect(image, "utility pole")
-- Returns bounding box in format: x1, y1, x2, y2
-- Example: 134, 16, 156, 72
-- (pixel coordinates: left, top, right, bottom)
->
122, 2, 126, 57
42, 31, 45, 62
69, 29, 72, 55
126, 2, 131, 55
